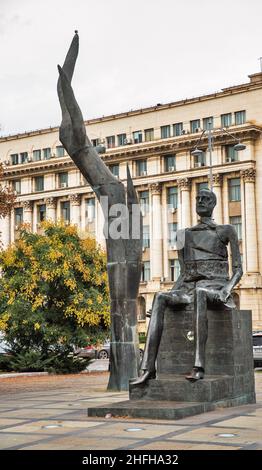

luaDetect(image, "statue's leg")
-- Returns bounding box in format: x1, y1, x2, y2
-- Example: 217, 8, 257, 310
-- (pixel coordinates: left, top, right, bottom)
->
194, 287, 208, 369
186, 287, 208, 382
141, 292, 168, 372
131, 291, 190, 385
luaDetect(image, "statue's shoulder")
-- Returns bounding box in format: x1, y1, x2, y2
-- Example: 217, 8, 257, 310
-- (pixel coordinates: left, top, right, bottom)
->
216, 223, 236, 243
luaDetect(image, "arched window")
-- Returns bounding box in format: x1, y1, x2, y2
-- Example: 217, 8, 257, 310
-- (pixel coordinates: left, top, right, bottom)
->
138, 296, 146, 321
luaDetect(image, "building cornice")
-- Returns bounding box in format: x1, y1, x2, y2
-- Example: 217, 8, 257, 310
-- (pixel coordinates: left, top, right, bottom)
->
2, 124, 260, 178
11, 160, 255, 203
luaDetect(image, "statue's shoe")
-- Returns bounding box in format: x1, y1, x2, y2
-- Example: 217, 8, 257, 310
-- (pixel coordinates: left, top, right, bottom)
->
130, 370, 156, 385
185, 367, 204, 382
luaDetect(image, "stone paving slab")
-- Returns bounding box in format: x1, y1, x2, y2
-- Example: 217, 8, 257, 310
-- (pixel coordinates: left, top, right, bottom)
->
0, 371, 261, 450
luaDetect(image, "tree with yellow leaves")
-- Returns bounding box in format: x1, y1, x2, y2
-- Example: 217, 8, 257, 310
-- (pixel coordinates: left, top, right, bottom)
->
0, 221, 110, 373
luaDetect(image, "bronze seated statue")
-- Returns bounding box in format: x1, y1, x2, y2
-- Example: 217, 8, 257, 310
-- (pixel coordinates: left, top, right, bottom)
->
131, 188, 243, 385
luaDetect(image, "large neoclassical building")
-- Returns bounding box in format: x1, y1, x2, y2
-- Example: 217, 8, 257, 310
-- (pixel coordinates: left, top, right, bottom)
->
0, 71, 262, 331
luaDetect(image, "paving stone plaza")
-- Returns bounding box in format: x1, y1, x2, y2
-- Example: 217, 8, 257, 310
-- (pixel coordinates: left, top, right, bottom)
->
0, 370, 261, 450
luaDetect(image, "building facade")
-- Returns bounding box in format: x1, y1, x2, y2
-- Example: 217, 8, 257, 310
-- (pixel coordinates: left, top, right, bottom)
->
1, 71, 262, 331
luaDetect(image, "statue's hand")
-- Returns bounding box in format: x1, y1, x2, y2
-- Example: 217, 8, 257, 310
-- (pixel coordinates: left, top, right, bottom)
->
215, 286, 231, 303
57, 32, 87, 156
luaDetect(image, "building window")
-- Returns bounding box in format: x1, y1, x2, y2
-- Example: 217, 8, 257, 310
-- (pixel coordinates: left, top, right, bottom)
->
133, 130, 143, 144
229, 215, 242, 240
168, 222, 178, 248
10, 154, 19, 165
37, 204, 46, 222
196, 182, 209, 193
109, 164, 119, 178
190, 119, 201, 133
43, 148, 51, 160
139, 190, 149, 215
14, 207, 23, 228
56, 146, 65, 157
20, 152, 28, 164
221, 113, 232, 127
228, 178, 241, 201
203, 117, 214, 130
161, 125, 171, 139
137, 296, 146, 321
85, 198, 95, 223
225, 145, 238, 162
12, 180, 21, 194
169, 259, 180, 282
164, 155, 176, 172
136, 159, 147, 176
58, 172, 68, 188
61, 201, 70, 222
194, 151, 206, 167
235, 110, 246, 125
141, 261, 150, 282
33, 149, 41, 161
142, 225, 150, 249
144, 128, 154, 142
173, 122, 183, 136
34, 176, 44, 192
106, 136, 115, 149
117, 133, 126, 146
91, 138, 100, 147
167, 187, 178, 210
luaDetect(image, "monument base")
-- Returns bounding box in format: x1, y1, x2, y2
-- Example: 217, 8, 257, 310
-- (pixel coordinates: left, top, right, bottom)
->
87, 309, 255, 420
129, 374, 255, 402
87, 397, 255, 421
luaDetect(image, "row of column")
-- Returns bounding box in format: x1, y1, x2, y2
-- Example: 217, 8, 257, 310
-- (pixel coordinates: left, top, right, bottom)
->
0, 167, 259, 276
0, 194, 104, 247
148, 167, 259, 280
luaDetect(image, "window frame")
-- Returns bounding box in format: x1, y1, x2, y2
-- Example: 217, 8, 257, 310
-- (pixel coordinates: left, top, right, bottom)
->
160, 125, 171, 139
34, 175, 44, 192
228, 178, 241, 202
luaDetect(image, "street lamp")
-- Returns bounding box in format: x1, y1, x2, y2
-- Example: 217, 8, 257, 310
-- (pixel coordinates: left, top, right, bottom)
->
191, 120, 246, 191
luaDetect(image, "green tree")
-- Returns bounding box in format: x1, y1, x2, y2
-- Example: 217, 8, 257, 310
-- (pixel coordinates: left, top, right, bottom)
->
0, 163, 16, 219
0, 221, 110, 372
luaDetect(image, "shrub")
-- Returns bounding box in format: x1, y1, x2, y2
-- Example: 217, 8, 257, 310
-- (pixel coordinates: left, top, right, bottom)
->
0, 222, 110, 373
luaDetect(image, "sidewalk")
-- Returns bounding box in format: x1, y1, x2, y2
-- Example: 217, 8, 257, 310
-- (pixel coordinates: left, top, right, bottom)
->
0, 370, 261, 450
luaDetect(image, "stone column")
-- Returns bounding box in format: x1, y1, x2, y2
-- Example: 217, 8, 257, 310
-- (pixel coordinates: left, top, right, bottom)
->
150, 183, 163, 280
10, 209, 15, 243
0, 213, 11, 248
45, 197, 57, 221
80, 195, 86, 232
96, 200, 106, 249
178, 178, 191, 229
69, 194, 81, 226
22, 201, 33, 229
241, 168, 259, 273
212, 174, 223, 224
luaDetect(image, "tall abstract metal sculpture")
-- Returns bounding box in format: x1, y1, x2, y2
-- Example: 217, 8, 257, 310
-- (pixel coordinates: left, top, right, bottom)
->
57, 32, 142, 391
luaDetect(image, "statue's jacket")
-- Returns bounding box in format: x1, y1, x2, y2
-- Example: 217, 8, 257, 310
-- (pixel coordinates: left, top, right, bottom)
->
174, 220, 235, 308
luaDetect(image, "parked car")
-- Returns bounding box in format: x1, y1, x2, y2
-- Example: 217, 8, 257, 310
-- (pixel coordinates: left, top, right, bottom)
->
97, 341, 110, 359
76, 341, 144, 361
75, 344, 97, 359
253, 331, 262, 367
0, 333, 9, 355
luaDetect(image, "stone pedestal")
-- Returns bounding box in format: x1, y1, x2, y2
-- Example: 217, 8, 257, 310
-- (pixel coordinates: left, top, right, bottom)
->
88, 307, 256, 420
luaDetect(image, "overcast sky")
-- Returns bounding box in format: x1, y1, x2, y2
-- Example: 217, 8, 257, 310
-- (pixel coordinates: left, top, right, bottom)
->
1, 0, 262, 136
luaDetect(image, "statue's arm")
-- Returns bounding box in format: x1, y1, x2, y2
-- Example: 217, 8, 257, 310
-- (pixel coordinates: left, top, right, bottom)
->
171, 248, 185, 289
57, 33, 119, 197
227, 224, 243, 288
220, 225, 243, 301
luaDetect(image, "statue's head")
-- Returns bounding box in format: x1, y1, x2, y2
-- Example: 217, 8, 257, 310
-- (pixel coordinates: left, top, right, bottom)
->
196, 189, 217, 217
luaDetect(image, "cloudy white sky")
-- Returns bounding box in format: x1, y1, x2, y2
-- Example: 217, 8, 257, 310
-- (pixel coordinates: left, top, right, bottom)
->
1, 0, 262, 136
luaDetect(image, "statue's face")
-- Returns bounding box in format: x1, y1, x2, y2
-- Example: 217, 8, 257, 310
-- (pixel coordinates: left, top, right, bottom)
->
196, 190, 216, 217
